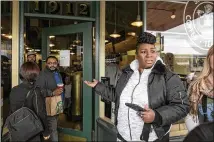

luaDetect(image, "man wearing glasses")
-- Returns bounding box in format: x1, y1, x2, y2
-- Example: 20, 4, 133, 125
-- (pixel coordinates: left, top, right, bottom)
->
36, 56, 63, 142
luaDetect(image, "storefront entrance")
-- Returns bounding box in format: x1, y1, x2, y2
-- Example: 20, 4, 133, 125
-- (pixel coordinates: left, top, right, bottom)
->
42, 22, 93, 141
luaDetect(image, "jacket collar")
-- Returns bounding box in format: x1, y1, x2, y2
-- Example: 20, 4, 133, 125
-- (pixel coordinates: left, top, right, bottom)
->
21, 81, 34, 89
151, 60, 167, 74
122, 59, 167, 75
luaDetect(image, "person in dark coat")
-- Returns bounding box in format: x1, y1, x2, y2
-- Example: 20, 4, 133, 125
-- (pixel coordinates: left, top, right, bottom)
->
9, 62, 50, 141
84, 32, 189, 142
35, 56, 64, 142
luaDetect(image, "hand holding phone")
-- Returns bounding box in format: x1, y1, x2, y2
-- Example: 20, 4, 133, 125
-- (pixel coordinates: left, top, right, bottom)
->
125, 103, 145, 112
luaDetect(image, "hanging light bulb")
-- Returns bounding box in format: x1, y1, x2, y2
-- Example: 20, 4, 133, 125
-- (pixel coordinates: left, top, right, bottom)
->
110, 2, 121, 38
131, 1, 143, 27
110, 30, 121, 38
171, 11, 176, 19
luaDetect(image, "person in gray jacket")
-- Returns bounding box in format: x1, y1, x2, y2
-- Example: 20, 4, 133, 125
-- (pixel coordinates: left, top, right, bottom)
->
84, 32, 189, 142
36, 56, 63, 142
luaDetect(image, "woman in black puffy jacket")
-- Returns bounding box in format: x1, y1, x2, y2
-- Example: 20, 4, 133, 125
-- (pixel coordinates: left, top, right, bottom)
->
9, 62, 50, 141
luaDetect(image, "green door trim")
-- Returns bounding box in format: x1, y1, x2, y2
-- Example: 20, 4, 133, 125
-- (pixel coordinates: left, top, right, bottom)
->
42, 22, 93, 140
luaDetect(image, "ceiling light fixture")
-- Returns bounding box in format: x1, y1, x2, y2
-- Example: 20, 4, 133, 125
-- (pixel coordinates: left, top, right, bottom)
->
7, 35, 12, 39
74, 39, 81, 44
74, 33, 81, 44
171, 11, 176, 19
131, 1, 143, 27
49, 43, 55, 47
110, 2, 121, 38
49, 35, 55, 39
148, 8, 176, 19
35, 49, 41, 52
127, 32, 136, 36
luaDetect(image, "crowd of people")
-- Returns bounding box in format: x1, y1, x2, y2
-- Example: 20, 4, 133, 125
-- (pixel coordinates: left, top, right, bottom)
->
3, 32, 213, 142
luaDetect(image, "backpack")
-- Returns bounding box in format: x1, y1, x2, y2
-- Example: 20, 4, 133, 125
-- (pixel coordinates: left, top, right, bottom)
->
3, 88, 44, 141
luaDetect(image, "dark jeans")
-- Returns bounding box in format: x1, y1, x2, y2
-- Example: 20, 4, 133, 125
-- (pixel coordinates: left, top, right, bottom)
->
47, 116, 58, 142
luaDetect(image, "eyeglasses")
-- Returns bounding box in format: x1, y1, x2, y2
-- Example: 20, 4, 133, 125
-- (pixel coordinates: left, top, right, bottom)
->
47, 62, 58, 65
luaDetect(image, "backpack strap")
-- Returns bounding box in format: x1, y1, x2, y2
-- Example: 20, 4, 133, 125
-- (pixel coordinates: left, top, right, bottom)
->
21, 86, 40, 107
22, 90, 32, 107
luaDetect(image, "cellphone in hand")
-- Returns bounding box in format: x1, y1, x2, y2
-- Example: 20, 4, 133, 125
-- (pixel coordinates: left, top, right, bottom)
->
125, 103, 145, 112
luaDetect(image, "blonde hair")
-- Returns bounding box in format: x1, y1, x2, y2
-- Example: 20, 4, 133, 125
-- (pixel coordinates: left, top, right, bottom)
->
189, 45, 214, 116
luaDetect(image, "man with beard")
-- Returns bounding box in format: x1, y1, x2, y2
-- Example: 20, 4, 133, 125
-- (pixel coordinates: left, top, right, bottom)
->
27, 51, 37, 63
36, 56, 64, 142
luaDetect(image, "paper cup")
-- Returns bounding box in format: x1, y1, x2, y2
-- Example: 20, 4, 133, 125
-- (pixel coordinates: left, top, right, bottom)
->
57, 83, 64, 89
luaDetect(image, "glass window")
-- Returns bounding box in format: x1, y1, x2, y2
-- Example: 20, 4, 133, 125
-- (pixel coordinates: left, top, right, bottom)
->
1, 1, 12, 124
147, 1, 213, 139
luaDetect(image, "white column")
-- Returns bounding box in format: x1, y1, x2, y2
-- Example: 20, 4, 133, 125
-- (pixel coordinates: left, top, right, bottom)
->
12, 0, 20, 87
99, 1, 105, 117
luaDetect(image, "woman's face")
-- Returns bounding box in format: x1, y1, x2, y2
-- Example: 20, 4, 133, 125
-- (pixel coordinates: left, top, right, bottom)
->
136, 43, 157, 69
210, 54, 213, 71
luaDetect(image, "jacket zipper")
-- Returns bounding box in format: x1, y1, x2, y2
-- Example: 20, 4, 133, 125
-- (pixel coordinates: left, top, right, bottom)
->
128, 71, 142, 140
147, 74, 152, 132
179, 92, 184, 104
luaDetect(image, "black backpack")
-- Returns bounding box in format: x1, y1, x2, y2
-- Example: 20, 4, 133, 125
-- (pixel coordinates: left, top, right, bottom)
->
3, 88, 44, 141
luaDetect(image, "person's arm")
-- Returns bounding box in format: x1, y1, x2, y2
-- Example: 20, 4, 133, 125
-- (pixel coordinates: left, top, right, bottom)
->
32, 88, 50, 137
94, 82, 117, 103
153, 75, 190, 127
84, 79, 117, 103
35, 72, 53, 97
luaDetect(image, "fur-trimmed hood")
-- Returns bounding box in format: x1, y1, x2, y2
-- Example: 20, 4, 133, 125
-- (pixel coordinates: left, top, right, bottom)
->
122, 57, 167, 75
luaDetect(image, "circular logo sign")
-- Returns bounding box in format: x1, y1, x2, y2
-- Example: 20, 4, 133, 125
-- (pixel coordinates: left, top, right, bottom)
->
183, 1, 213, 54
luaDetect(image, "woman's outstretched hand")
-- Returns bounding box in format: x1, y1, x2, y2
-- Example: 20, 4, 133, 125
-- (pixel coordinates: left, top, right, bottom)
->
84, 79, 98, 88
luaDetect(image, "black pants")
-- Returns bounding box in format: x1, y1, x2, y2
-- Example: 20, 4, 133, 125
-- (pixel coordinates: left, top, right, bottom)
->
117, 133, 169, 142
154, 133, 169, 142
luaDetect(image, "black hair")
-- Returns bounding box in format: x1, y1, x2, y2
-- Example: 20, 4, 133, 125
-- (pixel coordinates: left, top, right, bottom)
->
46, 56, 58, 62
136, 32, 156, 54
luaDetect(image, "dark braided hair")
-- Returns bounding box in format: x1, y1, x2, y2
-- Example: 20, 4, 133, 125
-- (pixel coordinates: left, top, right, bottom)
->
136, 32, 156, 54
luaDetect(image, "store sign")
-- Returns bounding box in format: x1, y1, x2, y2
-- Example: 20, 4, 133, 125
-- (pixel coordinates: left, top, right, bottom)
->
27, 1, 90, 17
59, 50, 70, 67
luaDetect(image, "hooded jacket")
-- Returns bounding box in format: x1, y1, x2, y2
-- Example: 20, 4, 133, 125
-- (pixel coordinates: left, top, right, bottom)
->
95, 59, 189, 141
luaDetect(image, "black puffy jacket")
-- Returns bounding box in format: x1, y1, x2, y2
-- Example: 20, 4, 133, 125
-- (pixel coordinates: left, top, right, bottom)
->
9, 82, 50, 140
95, 60, 190, 140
